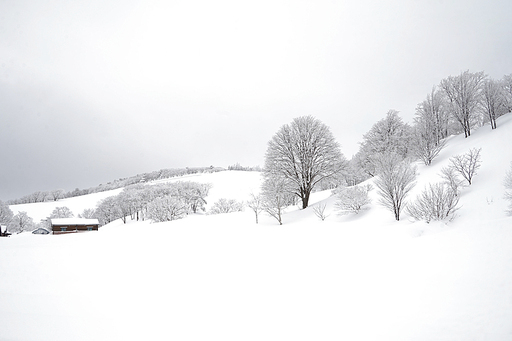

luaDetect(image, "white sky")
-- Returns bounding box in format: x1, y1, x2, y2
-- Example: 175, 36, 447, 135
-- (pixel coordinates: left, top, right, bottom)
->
1, 0, 512, 200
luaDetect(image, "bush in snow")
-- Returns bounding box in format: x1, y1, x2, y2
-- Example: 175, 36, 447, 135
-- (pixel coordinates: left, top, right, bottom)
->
448, 148, 482, 185
407, 183, 460, 223
505, 162, 512, 214
312, 203, 328, 221
147, 196, 188, 222
209, 198, 245, 215
334, 185, 371, 215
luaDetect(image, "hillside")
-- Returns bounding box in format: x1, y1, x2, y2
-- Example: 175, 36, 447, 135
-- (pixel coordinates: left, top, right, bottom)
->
1, 114, 512, 341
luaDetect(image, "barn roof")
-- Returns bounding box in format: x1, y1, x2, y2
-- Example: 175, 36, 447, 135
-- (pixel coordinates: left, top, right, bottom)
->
50, 218, 100, 226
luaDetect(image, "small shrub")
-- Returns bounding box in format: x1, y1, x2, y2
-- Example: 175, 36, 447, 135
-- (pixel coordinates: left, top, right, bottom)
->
334, 185, 371, 215
209, 198, 245, 215
312, 203, 328, 221
407, 183, 459, 223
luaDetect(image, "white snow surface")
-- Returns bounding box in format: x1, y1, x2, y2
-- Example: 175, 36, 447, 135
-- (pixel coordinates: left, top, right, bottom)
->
2, 114, 512, 341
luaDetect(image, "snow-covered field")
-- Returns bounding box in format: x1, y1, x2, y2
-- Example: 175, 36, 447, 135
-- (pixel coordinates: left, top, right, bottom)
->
2, 114, 512, 340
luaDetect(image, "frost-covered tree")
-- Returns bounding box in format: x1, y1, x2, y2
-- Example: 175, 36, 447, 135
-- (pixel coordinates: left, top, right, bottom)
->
261, 172, 294, 225
504, 162, 512, 214
8, 211, 35, 233
407, 183, 459, 223
502, 74, 512, 113
209, 198, 245, 215
412, 88, 448, 165
440, 166, 465, 197
0, 201, 14, 235
481, 78, 507, 129
449, 148, 482, 185
374, 153, 417, 221
247, 193, 264, 224
78, 208, 97, 219
358, 110, 413, 176
49, 189, 65, 201
440, 70, 486, 138
264, 116, 345, 209
334, 185, 371, 215
95, 196, 123, 225
147, 196, 187, 222
49, 206, 74, 219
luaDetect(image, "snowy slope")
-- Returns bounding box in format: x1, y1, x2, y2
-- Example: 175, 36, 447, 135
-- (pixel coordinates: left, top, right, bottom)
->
1, 114, 512, 341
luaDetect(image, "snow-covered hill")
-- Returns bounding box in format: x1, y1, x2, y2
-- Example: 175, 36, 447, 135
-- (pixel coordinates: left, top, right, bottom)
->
1, 114, 512, 341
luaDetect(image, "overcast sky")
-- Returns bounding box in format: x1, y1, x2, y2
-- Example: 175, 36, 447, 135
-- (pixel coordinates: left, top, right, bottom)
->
1, 0, 511, 201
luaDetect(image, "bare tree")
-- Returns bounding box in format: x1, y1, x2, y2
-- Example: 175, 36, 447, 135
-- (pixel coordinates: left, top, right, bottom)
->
440, 70, 486, 138
95, 196, 123, 225
264, 116, 345, 209
449, 148, 482, 185
374, 154, 417, 221
440, 166, 465, 196
312, 203, 328, 221
407, 183, 460, 223
481, 78, 507, 129
78, 208, 97, 219
334, 185, 372, 215
0, 201, 14, 235
247, 193, 264, 224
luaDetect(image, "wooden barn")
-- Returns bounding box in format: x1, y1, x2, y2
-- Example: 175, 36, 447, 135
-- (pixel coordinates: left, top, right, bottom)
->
50, 218, 100, 234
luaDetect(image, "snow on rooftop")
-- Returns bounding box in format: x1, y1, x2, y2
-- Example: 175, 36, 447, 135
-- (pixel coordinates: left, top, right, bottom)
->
50, 218, 99, 225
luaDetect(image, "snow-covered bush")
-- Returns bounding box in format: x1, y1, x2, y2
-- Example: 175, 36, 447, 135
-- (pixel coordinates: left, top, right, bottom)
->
334, 185, 371, 215
8, 211, 35, 234
209, 198, 245, 215
147, 196, 187, 222
505, 162, 512, 214
407, 183, 460, 223
449, 148, 482, 185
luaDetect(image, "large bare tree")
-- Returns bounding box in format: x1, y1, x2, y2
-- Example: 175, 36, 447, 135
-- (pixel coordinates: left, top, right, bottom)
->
264, 116, 345, 209
481, 78, 507, 129
440, 70, 486, 138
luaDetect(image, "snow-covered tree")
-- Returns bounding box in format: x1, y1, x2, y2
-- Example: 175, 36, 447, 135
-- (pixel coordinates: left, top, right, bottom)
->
264, 116, 345, 209
334, 185, 371, 215
261, 172, 294, 225
0, 201, 14, 235
449, 148, 482, 185
358, 110, 413, 176
78, 208, 96, 219
481, 78, 508, 129
49, 189, 65, 201
502, 74, 512, 113
147, 196, 187, 222
209, 198, 244, 215
504, 162, 512, 214
8, 211, 35, 233
440, 166, 465, 197
407, 183, 459, 223
374, 153, 417, 221
95, 196, 123, 225
50, 206, 74, 219
247, 193, 264, 224
440, 70, 486, 138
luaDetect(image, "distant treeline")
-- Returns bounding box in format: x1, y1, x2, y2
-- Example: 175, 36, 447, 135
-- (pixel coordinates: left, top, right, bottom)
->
7, 166, 225, 205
